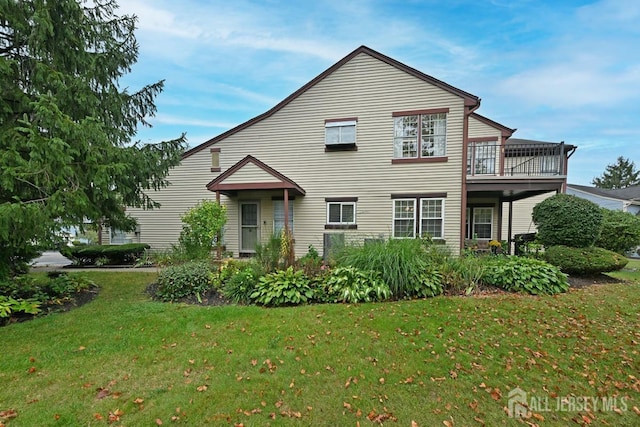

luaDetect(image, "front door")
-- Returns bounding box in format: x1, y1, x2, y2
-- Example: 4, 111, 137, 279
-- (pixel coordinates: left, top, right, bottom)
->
240, 202, 259, 253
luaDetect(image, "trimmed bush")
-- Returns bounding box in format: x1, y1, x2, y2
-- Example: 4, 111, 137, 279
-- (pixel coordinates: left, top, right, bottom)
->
532, 194, 603, 248
543, 245, 628, 275
155, 262, 211, 302
335, 238, 441, 298
250, 267, 314, 306
61, 243, 150, 266
323, 267, 391, 303
595, 208, 640, 254
482, 256, 569, 295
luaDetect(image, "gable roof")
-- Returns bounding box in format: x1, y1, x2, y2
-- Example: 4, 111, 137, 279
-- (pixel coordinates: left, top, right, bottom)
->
568, 183, 640, 201
183, 45, 481, 159
470, 113, 516, 137
206, 155, 306, 196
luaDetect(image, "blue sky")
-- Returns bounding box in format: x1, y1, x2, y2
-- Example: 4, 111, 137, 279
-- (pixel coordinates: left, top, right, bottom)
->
118, 0, 639, 186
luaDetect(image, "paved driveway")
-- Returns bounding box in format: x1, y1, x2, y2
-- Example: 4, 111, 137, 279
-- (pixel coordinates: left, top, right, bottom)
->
31, 251, 72, 267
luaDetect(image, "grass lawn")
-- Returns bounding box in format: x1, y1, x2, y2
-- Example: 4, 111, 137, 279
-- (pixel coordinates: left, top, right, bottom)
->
1, 268, 639, 426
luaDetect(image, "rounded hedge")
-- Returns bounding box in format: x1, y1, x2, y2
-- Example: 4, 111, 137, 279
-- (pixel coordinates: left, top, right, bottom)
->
543, 245, 628, 275
595, 208, 640, 254
532, 194, 603, 248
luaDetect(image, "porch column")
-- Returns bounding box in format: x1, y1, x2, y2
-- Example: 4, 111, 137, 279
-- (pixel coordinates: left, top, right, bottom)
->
507, 201, 513, 255
283, 188, 295, 265
497, 200, 503, 241
216, 191, 222, 260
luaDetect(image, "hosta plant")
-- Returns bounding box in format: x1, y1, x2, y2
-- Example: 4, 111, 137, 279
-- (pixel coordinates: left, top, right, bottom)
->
323, 266, 391, 303
250, 267, 314, 307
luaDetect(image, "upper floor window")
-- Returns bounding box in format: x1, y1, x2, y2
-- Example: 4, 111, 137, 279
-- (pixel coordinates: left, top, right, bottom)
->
393, 110, 447, 159
325, 119, 356, 146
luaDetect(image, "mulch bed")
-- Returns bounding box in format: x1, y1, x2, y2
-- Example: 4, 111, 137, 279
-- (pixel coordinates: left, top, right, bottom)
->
1, 285, 100, 326
145, 283, 230, 306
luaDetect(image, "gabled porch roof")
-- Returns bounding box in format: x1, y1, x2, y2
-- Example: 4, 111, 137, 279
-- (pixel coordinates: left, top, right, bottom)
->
206, 155, 306, 197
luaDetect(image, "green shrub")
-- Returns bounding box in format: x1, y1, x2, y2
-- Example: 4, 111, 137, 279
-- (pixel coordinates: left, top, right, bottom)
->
222, 265, 262, 304
532, 194, 603, 248
250, 267, 314, 306
323, 267, 391, 303
336, 238, 439, 298
178, 200, 227, 260
543, 245, 629, 275
595, 208, 640, 254
61, 243, 150, 266
482, 256, 569, 295
155, 262, 212, 302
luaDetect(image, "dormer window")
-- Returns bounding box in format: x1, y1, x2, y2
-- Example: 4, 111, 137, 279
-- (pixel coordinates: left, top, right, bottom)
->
325, 118, 357, 150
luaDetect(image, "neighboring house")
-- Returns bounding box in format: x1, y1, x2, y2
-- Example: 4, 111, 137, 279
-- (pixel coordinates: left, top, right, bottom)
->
124, 46, 576, 256
567, 184, 640, 215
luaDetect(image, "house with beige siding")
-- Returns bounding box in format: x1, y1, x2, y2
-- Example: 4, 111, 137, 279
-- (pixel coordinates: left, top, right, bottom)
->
122, 46, 576, 257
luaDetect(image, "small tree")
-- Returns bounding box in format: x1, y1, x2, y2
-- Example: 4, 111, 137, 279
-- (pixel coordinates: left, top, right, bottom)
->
532, 194, 603, 248
178, 200, 227, 259
592, 156, 640, 189
595, 208, 640, 254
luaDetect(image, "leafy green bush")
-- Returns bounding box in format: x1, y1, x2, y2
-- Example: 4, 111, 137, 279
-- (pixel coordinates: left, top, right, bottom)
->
323, 267, 391, 303
155, 262, 212, 302
60, 243, 150, 266
532, 194, 603, 248
543, 245, 628, 275
222, 265, 262, 304
336, 238, 439, 298
595, 208, 640, 254
178, 200, 227, 259
250, 267, 314, 306
482, 256, 569, 295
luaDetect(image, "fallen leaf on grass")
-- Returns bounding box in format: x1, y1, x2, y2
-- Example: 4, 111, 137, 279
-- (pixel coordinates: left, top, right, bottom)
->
196, 385, 208, 392
155, 418, 163, 425
0, 410, 18, 421
95, 388, 111, 399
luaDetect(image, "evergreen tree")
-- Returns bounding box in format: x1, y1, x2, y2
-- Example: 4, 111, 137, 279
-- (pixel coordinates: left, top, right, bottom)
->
0, 0, 187, 278
592, 156, 640, 189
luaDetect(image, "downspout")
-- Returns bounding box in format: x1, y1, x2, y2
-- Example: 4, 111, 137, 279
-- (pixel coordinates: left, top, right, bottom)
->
562, 142, 577, 193
461, 100, 481, 254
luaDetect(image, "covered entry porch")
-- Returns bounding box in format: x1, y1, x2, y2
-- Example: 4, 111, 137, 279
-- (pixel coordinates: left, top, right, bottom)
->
206, 155, 305, 258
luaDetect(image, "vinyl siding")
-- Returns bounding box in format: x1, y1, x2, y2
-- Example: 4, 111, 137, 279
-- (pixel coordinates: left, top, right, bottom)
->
500, 192, 556, 238
222, 163, 283, 184
130, 52, 469, 254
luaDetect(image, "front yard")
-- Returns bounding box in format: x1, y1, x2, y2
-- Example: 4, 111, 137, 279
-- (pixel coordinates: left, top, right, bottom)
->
1, 267, 639, 426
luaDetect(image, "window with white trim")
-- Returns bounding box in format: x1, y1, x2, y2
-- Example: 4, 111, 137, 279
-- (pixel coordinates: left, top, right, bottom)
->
420, 198, 444, 238
393, 199, 416, 238
325, 120, 356, 145
273, 200, 294, 234
472, 207, 493, 239
393, 113, 447, 159
327, 202, 356, 225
